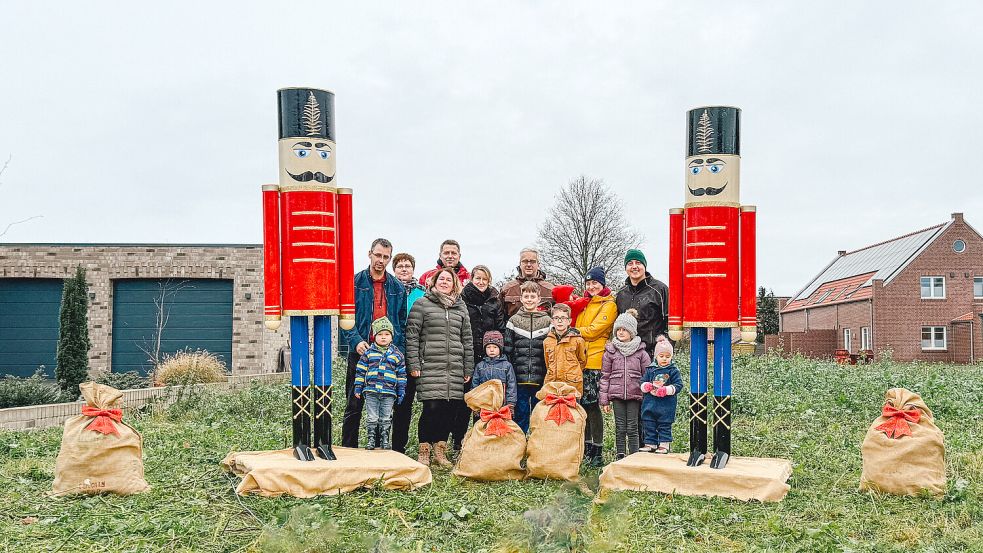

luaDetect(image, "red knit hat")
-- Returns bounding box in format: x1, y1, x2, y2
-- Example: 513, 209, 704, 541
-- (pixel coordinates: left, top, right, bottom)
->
483, 330, 504, 350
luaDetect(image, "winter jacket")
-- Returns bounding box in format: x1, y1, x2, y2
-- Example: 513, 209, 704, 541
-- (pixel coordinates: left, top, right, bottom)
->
615, 273, 670, 358
403, 281, 426, 316
341, 269, 408, 351
599, 341, 651, 405
641, 363, 683, 420
405, 290, 475, 401
543, 328, 588, 395
574, 290, 618, 370
471, 356, 517, 406
504, 309, 552, 386
500, 269, 556, 317
461, 282, 507, 365
354, 344, 407, 402
419, 260, 470, 286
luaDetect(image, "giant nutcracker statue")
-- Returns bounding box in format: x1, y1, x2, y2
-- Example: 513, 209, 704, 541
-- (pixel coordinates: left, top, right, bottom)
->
263, 87, 355, 461
667, 106, 755, 470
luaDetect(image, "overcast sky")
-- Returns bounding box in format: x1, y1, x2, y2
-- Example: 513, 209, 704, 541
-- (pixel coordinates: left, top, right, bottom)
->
2, 2, 979, 295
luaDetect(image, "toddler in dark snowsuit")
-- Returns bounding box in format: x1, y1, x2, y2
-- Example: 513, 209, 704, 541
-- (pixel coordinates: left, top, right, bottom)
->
639, 335, 682, 453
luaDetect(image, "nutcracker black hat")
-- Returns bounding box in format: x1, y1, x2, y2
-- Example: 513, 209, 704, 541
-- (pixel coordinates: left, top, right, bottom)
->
278, 87, 335, 141
686, 106, 740, 156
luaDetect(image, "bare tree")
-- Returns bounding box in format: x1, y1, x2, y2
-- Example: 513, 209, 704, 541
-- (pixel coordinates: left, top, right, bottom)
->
0, 155, 42, 238
536, 175, 643, 287
138, 279, 192, 368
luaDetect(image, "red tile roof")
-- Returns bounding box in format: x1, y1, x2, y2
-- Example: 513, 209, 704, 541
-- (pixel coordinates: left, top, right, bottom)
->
952, 311, 977, 322
783, 271, 877, 312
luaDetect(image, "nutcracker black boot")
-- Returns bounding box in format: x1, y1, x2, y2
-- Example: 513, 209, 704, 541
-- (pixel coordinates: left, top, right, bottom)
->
710, 396, 731, 469
292, 385, 315, 461
686, 392, 708, 467
313, 385, 337, 461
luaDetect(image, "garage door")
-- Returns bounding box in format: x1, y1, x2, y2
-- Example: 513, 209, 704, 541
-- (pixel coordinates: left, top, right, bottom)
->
0, 279, 64, 377
111, 279, 233, 374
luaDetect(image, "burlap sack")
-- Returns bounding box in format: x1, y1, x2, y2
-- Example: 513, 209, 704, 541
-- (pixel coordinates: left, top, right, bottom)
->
452, 379, 526, 481
860, 388, 945, 496
525, 382, 586, 481
51, 382, 149, 496
221, 447, 432, 497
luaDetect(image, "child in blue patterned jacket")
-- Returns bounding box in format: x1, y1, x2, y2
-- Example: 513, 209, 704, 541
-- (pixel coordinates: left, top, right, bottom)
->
354, 317, 407, 450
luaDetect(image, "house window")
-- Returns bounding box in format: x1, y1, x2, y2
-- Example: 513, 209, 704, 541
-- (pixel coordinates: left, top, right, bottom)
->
975, 277, 982, 299
861, 326, 871, 350
953, 239, 966, 253
921, 326, 946, 350
843, 328, 853, 353
920, 276, 945, 299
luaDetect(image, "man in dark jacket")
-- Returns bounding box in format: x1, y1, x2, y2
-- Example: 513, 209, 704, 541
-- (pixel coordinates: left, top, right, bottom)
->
340, 238, 408, 450
615, 249, 670, 358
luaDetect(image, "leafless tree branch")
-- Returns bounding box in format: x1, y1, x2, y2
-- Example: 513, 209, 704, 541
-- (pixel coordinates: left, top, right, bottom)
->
0, 155, 43, 239
536, 175, 643, 288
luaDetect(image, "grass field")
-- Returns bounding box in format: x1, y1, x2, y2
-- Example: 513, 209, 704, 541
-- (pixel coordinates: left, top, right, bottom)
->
1, 354, 981, 552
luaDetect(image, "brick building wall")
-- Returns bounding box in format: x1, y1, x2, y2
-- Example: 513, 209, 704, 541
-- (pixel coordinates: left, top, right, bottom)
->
873, 217, 983, 362
764, 329, 837, 358
835, 300, 873, 353
0, 244, 290, 376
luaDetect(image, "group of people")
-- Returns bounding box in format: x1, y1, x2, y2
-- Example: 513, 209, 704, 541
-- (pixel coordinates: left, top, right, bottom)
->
340, 238, 674, 467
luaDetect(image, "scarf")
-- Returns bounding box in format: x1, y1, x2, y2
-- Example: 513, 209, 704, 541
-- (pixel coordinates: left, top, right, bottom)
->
432, 288, 458, 308
612, 335, 642, 356
461, 281, 492, 306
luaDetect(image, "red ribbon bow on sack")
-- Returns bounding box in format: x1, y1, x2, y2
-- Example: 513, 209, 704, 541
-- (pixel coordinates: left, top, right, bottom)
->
81, 406, 123, 436
543, 393, 577, 426
874, 404, 921, 439
479, 406, 515, 437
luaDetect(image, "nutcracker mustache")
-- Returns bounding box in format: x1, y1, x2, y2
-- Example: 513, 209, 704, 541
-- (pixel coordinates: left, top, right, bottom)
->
287, 170, 335, 183
688, 182, 728, 197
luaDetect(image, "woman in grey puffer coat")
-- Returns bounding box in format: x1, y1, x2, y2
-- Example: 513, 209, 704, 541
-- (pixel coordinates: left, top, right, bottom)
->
405, 267, 474, 467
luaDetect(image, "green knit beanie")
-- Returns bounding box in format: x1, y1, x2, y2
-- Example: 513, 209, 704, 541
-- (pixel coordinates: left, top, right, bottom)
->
372, 316, 394, 337
624, 249, 647, 268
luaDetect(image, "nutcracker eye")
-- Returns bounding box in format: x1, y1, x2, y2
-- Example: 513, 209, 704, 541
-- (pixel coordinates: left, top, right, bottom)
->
709, 164, 721, 173
690, 166, 701, 175
317, 150, 331, 160
293, 148, 311, 158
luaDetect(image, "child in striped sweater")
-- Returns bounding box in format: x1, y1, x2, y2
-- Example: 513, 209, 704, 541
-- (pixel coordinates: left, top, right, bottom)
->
354, 317, 407, 450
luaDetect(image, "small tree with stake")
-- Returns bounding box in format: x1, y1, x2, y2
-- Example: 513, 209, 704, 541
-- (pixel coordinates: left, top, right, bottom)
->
56, 266, 92, 394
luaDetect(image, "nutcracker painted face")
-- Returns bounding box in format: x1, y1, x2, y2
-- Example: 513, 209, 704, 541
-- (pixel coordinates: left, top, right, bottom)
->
685, 107, 741, 206
277, 88, 336, 188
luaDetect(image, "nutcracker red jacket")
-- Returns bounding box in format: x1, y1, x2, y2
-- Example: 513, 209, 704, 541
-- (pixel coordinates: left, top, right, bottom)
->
340, 269, 408, 351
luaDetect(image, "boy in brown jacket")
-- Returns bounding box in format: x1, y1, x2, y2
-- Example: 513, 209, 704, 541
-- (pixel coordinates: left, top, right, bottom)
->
543, 304, 588, 395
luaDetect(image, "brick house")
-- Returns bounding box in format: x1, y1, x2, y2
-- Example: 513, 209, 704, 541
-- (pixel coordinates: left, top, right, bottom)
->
773, 213, 983, 363
0, 244, 290, 378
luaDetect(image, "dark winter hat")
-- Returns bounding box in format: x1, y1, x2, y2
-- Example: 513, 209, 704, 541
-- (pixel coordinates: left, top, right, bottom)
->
278, 87, 335, 140
686, 106, 740, 157
483, 331, 504, 351
624, 249, 647, 268
585, 266, 606, 286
